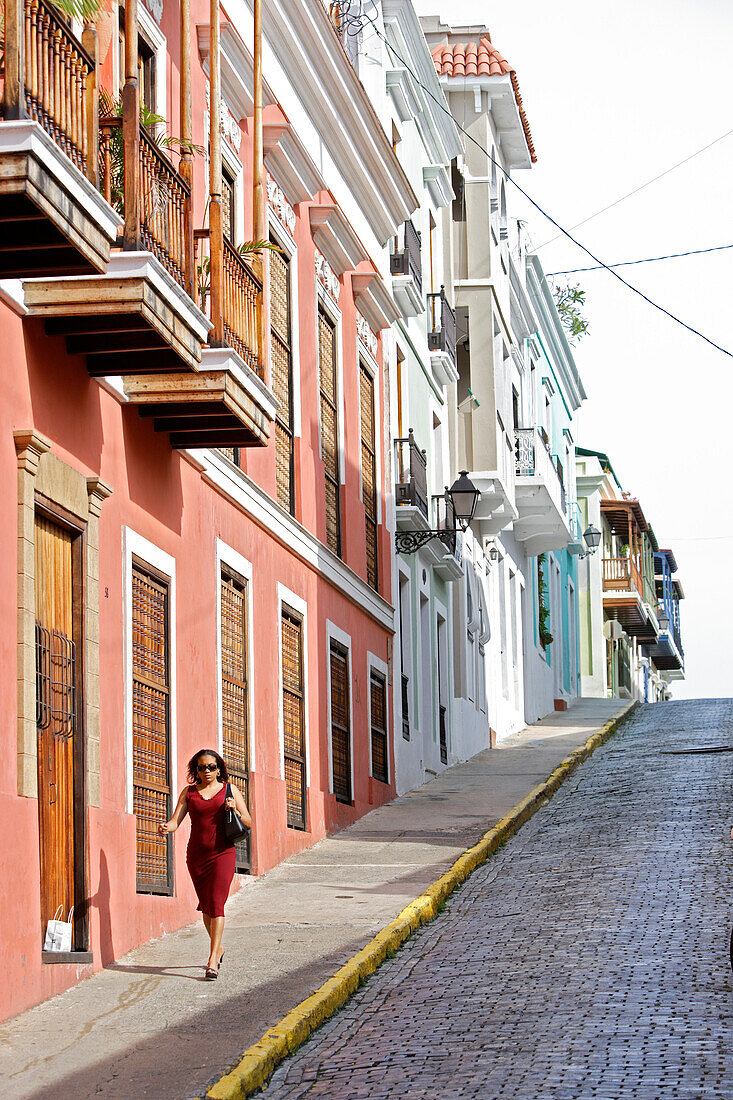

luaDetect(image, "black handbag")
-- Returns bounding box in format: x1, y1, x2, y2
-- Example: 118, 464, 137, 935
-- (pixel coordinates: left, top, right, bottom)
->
223, 782, 249, 845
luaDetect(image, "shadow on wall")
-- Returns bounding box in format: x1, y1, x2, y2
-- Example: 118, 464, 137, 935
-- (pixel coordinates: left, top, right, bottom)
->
93, 850, 114, 967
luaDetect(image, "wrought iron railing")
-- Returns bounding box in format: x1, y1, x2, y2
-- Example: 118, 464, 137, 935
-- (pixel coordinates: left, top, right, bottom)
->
515, 427, 535, 476
395, 429, 428, 519
100, 117, 191, 288
567, 501, 583, 542
427, 286, 456, 371
390, 218, 422, 295
401, 674, 410, 740
439, 704, 447, 764
432, 492, 458, 559
2, 0, 97, 176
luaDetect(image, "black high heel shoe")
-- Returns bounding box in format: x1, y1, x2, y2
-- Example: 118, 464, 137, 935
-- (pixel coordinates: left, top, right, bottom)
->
205, 967, 218, 980
218, 950, 225, 971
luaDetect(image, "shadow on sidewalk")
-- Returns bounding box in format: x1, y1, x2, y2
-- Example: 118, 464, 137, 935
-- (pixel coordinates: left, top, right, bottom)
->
17, 936, 372, 1100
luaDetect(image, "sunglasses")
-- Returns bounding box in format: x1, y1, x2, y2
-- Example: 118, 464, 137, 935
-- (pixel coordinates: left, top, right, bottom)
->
197, 763, 218, 772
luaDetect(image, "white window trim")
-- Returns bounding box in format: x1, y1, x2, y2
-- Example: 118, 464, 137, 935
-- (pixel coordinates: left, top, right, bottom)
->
137, 3, 167, 125
216, 539, 256, 773
316, 283, 346, 486
326, 619, 353, 798
269, 213, 301, 438
277, 584, 310, 786
366, 651, 389, 781
435, 598, 450, 748
123, 527, 176, 815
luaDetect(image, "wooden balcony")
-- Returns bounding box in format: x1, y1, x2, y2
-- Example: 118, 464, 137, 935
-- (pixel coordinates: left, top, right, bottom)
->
603, 556, 655, 638
0, 0, 121, 276
603, 556, 643, 594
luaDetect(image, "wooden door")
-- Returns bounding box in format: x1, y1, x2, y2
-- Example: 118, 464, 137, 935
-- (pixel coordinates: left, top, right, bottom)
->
221, 570, 251, 871
35, 514, 76, 941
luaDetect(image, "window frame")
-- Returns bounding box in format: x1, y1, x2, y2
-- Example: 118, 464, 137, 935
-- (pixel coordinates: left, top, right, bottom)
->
367, 653, 389, 785
277, 585, 310, 831
326, 620, 353, 805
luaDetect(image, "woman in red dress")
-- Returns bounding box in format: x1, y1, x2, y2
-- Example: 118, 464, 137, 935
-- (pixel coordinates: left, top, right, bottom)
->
159, 749, 251, 978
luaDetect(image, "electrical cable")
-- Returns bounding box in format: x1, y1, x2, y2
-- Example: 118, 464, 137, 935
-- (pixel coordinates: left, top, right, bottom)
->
548, 242, 733, 276
535, 127, 733, 250
358, 17, 733, 360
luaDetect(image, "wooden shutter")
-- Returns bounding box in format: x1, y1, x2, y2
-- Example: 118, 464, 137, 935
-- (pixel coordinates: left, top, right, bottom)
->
360, 364, 378, 590
271, 243, 294, 513
281, 609, 306, 829
222, 168, 235, 243
35, 514, 77, 939
370, 671, 388, 784
221, 570, 250, 871
132, 564, 172, 893
318, 308, 341, 555
329, 642, 351, 803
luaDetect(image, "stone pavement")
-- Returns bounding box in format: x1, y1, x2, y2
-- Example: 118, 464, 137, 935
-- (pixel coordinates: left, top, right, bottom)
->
262, 699, 733, 1100
0, 698, 623, 1100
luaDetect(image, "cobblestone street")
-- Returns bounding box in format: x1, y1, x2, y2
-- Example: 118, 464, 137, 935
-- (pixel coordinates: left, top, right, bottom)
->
261, 701, 733, 1100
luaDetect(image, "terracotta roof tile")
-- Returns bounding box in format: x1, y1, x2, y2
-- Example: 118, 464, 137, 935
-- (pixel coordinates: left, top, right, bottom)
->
431, 36, 537, 163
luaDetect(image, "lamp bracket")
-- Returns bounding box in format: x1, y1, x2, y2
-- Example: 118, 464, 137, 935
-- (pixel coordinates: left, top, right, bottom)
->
395, 530, 457, 555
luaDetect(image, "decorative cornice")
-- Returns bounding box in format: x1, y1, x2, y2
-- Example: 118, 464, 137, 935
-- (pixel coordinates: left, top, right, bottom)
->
315, 248, 340, 301
86, 477, 113, 518
14, 429, 51, 475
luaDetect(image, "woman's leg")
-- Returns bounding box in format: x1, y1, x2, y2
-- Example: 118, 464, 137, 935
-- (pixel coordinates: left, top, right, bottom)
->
207, 916, 225, 969
203, 913, 211, 936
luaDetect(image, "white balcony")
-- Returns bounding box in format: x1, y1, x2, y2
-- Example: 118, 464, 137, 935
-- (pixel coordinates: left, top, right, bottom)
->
513, 428, 572, 555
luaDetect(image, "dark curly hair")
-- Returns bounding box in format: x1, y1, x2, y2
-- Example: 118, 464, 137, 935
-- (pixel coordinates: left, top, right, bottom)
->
187, 748, 229, 785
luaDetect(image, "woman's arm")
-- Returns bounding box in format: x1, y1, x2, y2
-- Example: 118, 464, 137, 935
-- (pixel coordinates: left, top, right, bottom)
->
158, 787, 189, 836
225, 784, 252, 829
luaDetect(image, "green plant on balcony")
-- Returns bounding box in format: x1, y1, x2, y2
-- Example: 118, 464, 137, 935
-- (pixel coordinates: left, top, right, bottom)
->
196, 235, 279, 312
537, 553, 553, 649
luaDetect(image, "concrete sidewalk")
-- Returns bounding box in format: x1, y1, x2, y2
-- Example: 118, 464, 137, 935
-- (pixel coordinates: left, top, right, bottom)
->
0, 698, 626, 1100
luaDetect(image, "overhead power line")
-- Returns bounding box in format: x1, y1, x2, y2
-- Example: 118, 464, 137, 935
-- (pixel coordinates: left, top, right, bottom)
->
535, 127, 733, 250
548, 242, 733, 276
362, 19, 733, 361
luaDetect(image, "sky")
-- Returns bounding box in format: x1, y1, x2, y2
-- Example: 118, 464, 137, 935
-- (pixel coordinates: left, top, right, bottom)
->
414, 0, 733, 700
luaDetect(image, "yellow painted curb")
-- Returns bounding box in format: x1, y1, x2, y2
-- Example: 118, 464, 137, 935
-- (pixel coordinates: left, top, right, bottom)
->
206, 701, 638, 1099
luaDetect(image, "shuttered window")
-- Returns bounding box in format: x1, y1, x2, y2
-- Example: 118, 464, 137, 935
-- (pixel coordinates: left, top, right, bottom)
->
222, 168, 235, 244
221, 569, 251, 872
271, 242, 295, 513
282, 609, 307, 829
220, 446, 241, 468
132, 563, 172, 894
360, 364, 378, 590
318, 308, 341, 556
329, 642, 351, 803
370, 671, 388, 784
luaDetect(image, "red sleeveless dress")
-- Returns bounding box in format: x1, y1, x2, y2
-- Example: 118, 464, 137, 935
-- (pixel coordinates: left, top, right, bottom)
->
185, 785, 235, 917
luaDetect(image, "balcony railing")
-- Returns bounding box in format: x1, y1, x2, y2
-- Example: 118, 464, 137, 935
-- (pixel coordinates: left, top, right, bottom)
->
401, 674, 410, 740
515, 427, 536, 476
603, 556, 643, 596
427, 286, 456, 370
1, 0, 98, 177
432, 492, 458, 558
395, 429, 428, 519
567, 501, 583, 542
194, 231, 263, 377
100, 118, 191, 289
439, 704, 447, 764
390, 219, 422, 295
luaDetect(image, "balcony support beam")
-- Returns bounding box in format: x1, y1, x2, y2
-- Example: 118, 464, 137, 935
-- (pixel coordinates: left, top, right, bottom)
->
82, 27, 99, 187
180, 0, 194, 298
209, 0, 225, 346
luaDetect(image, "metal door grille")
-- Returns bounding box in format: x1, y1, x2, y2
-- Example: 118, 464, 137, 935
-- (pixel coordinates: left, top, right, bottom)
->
318, 308, 341, 556
36, 624, 76, 738
360, 364, 378, 590
281, 610, 306, 828
132, 565, 172, 893
221, 570, 251, 871
370, 671, 388, 784
330, 643, 351, 803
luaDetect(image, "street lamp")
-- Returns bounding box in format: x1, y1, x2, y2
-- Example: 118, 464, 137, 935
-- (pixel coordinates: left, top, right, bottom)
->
657, 610, 670, 632
395, 471, 480, 554
582, 524, 602, 555
446, 471, 480, 531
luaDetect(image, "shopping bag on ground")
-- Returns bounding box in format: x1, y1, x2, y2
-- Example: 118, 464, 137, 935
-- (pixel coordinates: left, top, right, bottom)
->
44, 906, 74, 952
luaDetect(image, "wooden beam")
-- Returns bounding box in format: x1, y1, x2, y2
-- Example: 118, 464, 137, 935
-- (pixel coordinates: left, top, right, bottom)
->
209, 0, 224, 346
82, 27, 99, 187
252, 0, 266, 380
45, 316, 152, 337
179, 0, 194, 298
86, 351, 184, 375
3, 0, 27, 121
122, 0, 140, 252
170, 428, 260, 448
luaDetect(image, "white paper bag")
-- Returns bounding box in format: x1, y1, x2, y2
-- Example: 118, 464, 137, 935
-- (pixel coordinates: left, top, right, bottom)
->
44, 906, 74, 953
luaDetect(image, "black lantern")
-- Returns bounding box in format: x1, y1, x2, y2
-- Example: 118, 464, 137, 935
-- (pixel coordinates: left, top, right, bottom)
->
582, 524, 601, 555
446, 471, 480, 531
657, 610, 670, 632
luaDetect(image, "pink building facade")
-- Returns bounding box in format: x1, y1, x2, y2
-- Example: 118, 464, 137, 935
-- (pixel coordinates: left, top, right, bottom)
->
0, 0, 412, 1019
